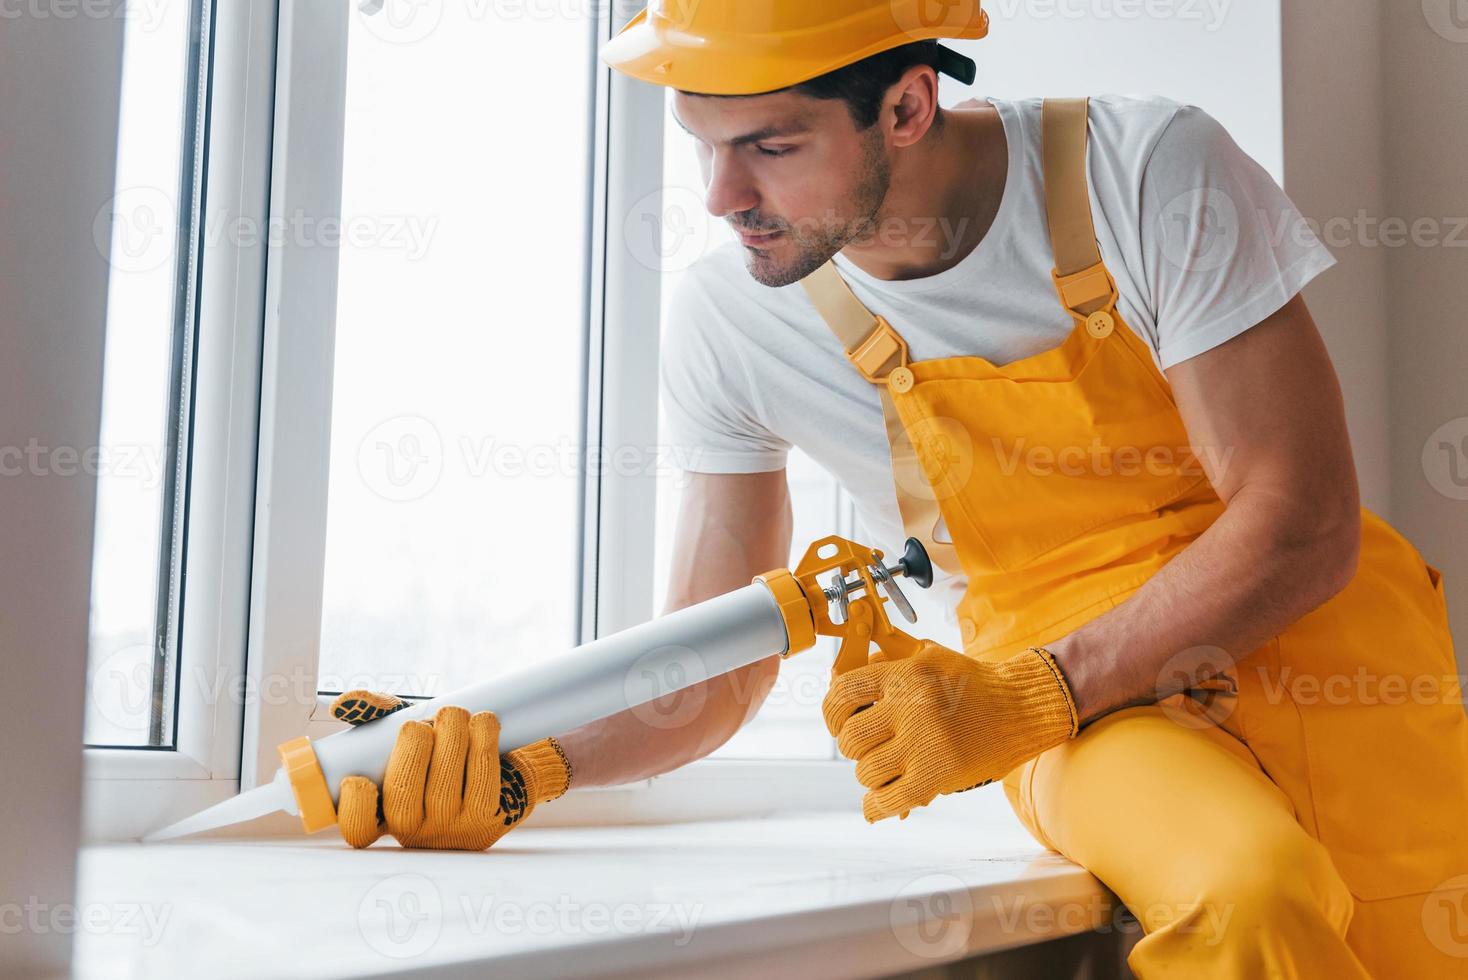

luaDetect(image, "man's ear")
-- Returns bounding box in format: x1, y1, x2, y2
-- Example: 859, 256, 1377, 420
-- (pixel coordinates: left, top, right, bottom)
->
885, 64, 943, 148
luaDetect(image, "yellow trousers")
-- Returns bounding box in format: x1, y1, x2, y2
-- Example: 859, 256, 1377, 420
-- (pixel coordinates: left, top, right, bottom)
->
1003, 705, 1468, 979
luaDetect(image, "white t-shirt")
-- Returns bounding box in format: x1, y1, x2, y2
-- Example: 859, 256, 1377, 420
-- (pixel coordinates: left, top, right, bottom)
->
659, 94, 1337, 611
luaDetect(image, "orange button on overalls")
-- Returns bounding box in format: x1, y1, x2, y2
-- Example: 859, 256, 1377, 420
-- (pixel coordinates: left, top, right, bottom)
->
800, 98, 1468, 979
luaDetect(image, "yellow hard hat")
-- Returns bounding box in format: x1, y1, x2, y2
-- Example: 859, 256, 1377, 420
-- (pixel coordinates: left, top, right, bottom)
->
600, 0, 988, 96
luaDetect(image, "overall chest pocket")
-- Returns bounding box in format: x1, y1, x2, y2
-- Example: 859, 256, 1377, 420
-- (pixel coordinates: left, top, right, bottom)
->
897, 331, 1209, 573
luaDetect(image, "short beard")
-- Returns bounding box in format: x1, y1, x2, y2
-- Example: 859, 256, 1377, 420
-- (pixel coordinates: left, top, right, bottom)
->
741, 128, 892, 289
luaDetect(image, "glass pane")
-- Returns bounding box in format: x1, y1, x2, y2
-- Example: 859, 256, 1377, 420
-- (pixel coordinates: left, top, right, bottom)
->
84, 1, 202, 747
653, 91, 843, 761
317, 4, 593, 697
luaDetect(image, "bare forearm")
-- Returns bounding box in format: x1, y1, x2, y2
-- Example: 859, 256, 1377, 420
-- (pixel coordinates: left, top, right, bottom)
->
551, 656, 778, 787
548, 469, 792, 788
1049, 489, 1360, 725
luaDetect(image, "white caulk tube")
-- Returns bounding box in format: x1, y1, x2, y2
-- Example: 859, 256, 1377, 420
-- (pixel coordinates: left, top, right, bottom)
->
144, 570, 819, 841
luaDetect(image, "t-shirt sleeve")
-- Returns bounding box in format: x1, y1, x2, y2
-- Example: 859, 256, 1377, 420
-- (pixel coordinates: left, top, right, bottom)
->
1138, 104, 1338, 369
659, 271, 791, 475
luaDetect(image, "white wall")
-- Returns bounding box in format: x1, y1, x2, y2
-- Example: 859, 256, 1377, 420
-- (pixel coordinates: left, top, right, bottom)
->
1280, 0, 1392, 510
1283, 0, 1468, 655
1379, 3, 1468, 648
0, 11, 127, 978
950, 1, 1284, 178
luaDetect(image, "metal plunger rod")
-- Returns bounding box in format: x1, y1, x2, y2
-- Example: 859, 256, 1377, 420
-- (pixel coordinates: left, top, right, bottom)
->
822, 537, 931, 599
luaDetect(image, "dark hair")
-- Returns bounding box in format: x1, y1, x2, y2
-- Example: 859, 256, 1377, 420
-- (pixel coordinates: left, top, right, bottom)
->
686, 40, 948, 131
789, 41, 948, 130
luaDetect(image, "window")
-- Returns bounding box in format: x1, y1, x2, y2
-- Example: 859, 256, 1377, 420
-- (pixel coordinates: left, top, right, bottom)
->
82, 0, 278, 835
315, 3, 594, 698
85, 0, 208, 748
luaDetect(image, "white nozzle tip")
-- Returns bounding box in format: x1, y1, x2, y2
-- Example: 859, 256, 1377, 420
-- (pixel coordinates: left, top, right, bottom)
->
142, 780, 292, 843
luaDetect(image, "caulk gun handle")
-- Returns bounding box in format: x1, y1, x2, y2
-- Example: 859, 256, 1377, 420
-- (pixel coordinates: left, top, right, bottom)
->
899, 537, 934, 590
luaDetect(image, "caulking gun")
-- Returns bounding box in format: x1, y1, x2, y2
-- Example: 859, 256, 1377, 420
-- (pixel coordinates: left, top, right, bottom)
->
144, 534, 935, 841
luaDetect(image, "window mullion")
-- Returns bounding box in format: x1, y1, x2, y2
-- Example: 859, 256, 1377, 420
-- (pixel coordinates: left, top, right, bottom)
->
587, 10, 669, 643
239, 0, 352, 792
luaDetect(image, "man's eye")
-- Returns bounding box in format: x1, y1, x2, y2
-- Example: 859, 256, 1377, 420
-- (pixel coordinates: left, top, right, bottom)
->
756, 145, 794, 158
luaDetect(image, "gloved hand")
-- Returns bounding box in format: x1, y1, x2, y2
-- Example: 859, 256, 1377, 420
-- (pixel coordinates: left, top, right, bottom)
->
823, 643, 1079, 823
327, 690, 572, 850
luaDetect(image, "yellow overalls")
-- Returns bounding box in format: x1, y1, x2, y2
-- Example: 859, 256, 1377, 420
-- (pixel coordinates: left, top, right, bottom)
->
799, 99, 1468, 978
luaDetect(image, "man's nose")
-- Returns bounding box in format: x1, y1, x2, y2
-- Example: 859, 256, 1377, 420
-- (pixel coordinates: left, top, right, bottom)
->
703, 151, 759, 221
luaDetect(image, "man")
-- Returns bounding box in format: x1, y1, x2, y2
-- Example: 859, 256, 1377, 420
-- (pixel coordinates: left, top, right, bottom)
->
329, 4, 1468, 977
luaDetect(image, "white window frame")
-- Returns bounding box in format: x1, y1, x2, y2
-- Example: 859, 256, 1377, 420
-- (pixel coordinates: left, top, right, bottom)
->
237, 0, 353, 792
82, 0, 280, 838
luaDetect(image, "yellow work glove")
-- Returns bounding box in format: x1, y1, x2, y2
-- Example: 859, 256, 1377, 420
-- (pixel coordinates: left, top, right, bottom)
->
327, 690, 572, 850
823, 643, 1079, 823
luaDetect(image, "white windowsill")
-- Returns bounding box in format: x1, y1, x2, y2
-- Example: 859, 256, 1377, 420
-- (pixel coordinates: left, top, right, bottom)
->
74, 786, 1120, 979
82, 758, 865, 843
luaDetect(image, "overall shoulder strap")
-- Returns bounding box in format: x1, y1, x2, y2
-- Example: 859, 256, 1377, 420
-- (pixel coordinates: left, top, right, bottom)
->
1041, 98, 1118, 319
799, 261, 911, 384
797, 260, 961, 579
799, 260, 882, 351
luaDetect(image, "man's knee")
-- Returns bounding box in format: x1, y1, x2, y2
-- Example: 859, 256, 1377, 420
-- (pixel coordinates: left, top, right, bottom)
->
1127, 830, 1372, 978
1182, 831, 1355, 947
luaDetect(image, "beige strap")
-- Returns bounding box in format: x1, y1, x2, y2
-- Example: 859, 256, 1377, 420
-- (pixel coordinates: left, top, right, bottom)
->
877, 386, 962, 575
799, 261, 881, 350
799, 263, 963, 578
799, 262, 911, 382
1042, 98, 1117, 317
